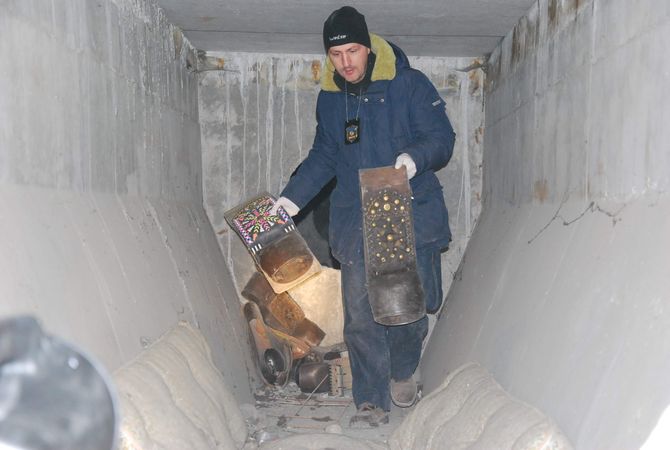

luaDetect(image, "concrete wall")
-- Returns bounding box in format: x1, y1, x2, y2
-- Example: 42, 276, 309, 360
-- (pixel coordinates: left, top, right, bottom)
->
0, 0, 254, 401
8, 1, 668, 445
199, 51, 485, 308
422, 0, 670, 448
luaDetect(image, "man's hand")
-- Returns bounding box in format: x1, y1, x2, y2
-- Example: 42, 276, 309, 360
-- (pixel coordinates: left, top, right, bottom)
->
394, 153, 417, 180
270, 196, 300, 217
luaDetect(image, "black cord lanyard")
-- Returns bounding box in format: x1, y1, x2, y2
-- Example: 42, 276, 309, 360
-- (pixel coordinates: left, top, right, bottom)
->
344, 82, 362, 145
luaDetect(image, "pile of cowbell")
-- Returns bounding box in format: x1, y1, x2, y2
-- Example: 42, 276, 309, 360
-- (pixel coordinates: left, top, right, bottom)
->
242, 271, 351, 395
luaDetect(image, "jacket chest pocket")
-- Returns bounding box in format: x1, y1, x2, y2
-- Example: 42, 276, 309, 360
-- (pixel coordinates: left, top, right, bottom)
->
361, 93, 388, 134
361, 93, 386, 106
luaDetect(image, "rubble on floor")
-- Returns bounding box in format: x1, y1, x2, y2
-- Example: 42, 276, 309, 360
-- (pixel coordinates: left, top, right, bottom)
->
240, 382, 410, 449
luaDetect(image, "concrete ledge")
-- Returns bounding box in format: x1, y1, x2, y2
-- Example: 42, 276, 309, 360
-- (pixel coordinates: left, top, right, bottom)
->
111, 325, 571, 449
113, 322, 247, 449
390, 363, 573, 449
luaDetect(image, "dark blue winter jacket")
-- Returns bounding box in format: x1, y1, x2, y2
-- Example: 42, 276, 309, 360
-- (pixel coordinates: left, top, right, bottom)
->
282, 34, 455, 265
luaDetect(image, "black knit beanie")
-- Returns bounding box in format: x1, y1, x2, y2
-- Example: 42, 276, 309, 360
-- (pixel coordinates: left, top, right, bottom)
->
323, 6, 371, 52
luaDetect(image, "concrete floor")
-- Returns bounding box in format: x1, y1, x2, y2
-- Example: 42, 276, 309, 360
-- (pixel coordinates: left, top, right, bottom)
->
243, 382, 410, 447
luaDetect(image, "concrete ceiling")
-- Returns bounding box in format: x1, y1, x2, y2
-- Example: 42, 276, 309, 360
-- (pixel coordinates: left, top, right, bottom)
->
155, 0, 535, 57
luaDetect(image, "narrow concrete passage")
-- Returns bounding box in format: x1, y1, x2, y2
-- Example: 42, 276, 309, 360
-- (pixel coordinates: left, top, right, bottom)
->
2, 0, 669, 449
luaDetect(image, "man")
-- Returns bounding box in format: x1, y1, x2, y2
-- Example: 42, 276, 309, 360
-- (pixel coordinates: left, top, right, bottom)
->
272, 6, 455, 427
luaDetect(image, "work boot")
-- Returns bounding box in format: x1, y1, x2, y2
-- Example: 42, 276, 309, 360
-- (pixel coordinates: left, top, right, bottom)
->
390, 377, 418, 407
349, 402, 389, 428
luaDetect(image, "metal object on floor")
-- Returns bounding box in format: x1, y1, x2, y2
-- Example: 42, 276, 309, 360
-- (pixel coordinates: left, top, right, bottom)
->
295, 361, 331, 394
293, 349, 352, 398
359, 166, 426, 325
327, 351, 353, 397
0, 316, 118, 450
244, 302, 293, 386
242, 271, 325, 347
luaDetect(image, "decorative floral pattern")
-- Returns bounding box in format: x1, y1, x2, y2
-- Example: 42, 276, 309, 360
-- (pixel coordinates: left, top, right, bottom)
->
233, 196, 289, 245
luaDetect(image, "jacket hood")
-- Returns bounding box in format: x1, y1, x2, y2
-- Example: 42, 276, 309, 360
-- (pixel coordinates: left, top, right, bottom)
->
321, 33, 408, 92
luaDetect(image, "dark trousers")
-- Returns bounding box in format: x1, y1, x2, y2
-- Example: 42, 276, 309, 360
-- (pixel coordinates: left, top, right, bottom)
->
340, 246, 443, 411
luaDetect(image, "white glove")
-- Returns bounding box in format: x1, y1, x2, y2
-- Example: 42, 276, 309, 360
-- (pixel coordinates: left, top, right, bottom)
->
270, 196, 300, 217
394, 153, 417, 180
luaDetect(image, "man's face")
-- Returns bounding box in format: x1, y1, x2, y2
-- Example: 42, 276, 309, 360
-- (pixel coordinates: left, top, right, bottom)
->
327, 43, 370, 84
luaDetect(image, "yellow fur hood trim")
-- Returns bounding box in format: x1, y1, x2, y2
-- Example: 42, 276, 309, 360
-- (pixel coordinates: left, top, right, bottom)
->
320, 33, 396, 92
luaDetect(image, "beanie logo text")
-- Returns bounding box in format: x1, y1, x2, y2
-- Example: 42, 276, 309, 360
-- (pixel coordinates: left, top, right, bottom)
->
323, 6, 370, 51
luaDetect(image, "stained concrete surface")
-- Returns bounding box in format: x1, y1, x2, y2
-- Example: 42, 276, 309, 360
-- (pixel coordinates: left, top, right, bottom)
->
2, 0, 670, 448
0, 0, 255, 402
422, 0, 670, 448
154, 0, 534, 56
